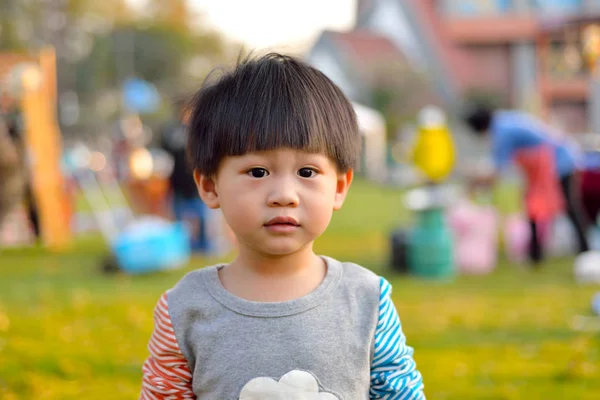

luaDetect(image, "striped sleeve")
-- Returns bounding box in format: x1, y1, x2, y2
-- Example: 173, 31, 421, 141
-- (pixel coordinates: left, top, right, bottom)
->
140, 293, 196, 399
369, 278, 425, 400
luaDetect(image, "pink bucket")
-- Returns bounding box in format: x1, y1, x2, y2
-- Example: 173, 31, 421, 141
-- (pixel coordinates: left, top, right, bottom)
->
448, 200, 498, 274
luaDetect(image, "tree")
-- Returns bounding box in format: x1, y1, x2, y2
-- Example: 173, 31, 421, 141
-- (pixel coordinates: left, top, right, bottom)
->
369, 60, 441, 141
0, 0, 42, 50
146, 0, 192, 32
0, 0, 226, 133
75, 22, 222, 93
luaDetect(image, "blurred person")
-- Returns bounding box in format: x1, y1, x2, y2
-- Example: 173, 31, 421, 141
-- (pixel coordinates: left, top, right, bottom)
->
1, 108, 41, 240
463, 104, 589, 265
160, 97, 211, 252
0, 116, 24, 228
140, 54, 425, 399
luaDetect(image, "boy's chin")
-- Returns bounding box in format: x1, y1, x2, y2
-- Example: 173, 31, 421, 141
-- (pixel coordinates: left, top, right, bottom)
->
254, 241, 314, 257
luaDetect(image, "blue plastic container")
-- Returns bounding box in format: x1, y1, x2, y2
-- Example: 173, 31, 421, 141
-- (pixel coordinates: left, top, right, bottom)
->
405, 186, 456, 279
112, 220, 191, 274
408, 207, 455, 279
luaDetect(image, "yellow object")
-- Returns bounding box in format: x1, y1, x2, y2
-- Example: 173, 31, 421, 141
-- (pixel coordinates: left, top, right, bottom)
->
583, 24, 600, 74
19, 48, 72, 250
411, 106, 456, 183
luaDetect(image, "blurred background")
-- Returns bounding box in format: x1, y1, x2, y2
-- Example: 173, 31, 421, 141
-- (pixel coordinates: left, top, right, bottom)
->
1, 0, 600, 399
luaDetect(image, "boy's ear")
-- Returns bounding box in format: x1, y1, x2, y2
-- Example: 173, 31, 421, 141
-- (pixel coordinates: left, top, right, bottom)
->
333, 169, 354, 211
193, 169, 220, 209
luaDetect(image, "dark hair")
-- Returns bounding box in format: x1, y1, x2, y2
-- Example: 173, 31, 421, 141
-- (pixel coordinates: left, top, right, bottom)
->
463, 103, 493, 134
187, 53, 360, 176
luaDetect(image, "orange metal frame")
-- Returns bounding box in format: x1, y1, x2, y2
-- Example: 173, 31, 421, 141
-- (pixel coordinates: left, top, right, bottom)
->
1, 48, 72, 250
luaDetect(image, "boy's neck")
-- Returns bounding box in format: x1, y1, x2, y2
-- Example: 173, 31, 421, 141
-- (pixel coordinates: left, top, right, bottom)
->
233, 243, 320, 277
219, 244, 327, 302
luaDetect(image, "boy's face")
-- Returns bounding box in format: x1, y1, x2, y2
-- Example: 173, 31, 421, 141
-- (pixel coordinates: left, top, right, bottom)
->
195, 148, 353, 257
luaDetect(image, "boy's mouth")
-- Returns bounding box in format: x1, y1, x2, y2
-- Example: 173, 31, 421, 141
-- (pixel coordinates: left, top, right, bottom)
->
265, 216, 300, 227
264, 216, 300, 232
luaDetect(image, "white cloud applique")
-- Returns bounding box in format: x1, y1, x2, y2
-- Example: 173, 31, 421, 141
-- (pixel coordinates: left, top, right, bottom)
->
239, 370, 341, 400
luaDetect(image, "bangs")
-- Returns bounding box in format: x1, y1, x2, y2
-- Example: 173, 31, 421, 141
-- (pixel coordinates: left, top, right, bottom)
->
188, 54, 359, 176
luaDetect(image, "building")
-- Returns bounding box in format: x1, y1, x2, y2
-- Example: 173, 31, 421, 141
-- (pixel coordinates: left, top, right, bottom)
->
307, 0, 600, 183
308, 29, 440, 108
434, 0, 600, 133
308, 30, 409, 106
336, 0, 600, 133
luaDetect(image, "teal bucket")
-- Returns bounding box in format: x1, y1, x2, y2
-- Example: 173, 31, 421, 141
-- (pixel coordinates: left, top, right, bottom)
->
408, 207, 455, 279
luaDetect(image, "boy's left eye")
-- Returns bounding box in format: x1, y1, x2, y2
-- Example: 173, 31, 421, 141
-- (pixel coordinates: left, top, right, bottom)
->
298, 168, 317, 178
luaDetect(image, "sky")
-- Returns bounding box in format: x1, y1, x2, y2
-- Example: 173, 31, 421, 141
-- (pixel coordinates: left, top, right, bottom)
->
130, 0, 357, 53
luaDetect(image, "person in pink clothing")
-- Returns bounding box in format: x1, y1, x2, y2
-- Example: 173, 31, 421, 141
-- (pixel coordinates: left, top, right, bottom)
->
463, 104, 589, 265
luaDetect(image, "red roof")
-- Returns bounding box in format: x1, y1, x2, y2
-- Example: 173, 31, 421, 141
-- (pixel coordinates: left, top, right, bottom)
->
327, 29, 408, 65
323, 29, 442, 108
406, 0, 473, 93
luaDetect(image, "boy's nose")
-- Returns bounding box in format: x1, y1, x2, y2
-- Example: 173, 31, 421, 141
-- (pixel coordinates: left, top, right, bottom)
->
267, 181, 299, 207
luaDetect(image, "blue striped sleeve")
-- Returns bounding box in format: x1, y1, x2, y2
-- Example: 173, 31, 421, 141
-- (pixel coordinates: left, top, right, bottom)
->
369, 277, 425, 400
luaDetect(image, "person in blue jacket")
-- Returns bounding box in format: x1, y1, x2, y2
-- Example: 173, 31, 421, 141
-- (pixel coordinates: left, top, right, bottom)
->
464, 104, 589, 264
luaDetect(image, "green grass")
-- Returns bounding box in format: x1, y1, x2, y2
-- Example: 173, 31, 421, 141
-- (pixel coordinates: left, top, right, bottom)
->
0, 179, 599, 399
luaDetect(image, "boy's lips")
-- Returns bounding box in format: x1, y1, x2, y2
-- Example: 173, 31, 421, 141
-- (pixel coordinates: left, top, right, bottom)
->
264, 216, 300, 233
265, 216, 299, 226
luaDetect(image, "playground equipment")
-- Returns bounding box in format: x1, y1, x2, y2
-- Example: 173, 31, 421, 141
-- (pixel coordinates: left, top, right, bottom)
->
404, 185, 456, 279
392, 106, 458, 278
447, 198, 499, 274
66, 144, 190, 274
0, 48, 71, 250
410, 106, 456, 183
389, 228, 410, 274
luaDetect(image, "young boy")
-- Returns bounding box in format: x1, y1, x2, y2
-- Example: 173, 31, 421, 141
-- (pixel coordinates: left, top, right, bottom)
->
140, 53, 425, 399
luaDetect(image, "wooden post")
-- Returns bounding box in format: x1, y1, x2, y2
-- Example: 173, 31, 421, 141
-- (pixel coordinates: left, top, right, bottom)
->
20, 47, 71, 250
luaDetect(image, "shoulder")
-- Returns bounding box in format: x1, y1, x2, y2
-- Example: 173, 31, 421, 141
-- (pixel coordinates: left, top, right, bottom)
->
325, 256, 383, 299
336, 257, 380, 281
164, 266, 222, 361
336, 260, 396, 304
173, 266, 214, 286
166, 266, 219, 307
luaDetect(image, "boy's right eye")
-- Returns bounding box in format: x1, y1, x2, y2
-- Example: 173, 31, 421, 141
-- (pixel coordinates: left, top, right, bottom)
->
248, 168, 269, 178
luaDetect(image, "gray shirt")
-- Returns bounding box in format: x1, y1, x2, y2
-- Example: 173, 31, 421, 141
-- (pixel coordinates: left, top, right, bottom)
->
167, 256, 381, 399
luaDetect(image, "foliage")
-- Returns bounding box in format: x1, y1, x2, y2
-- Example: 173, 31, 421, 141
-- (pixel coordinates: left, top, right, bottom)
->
0, 0, 133, 51
0, 0, 226, 133
369, 61, 441, 141
74, 23, 222, 98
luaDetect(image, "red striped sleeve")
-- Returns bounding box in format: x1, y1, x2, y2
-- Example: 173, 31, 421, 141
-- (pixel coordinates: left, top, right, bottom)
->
140, 293, 195, 399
